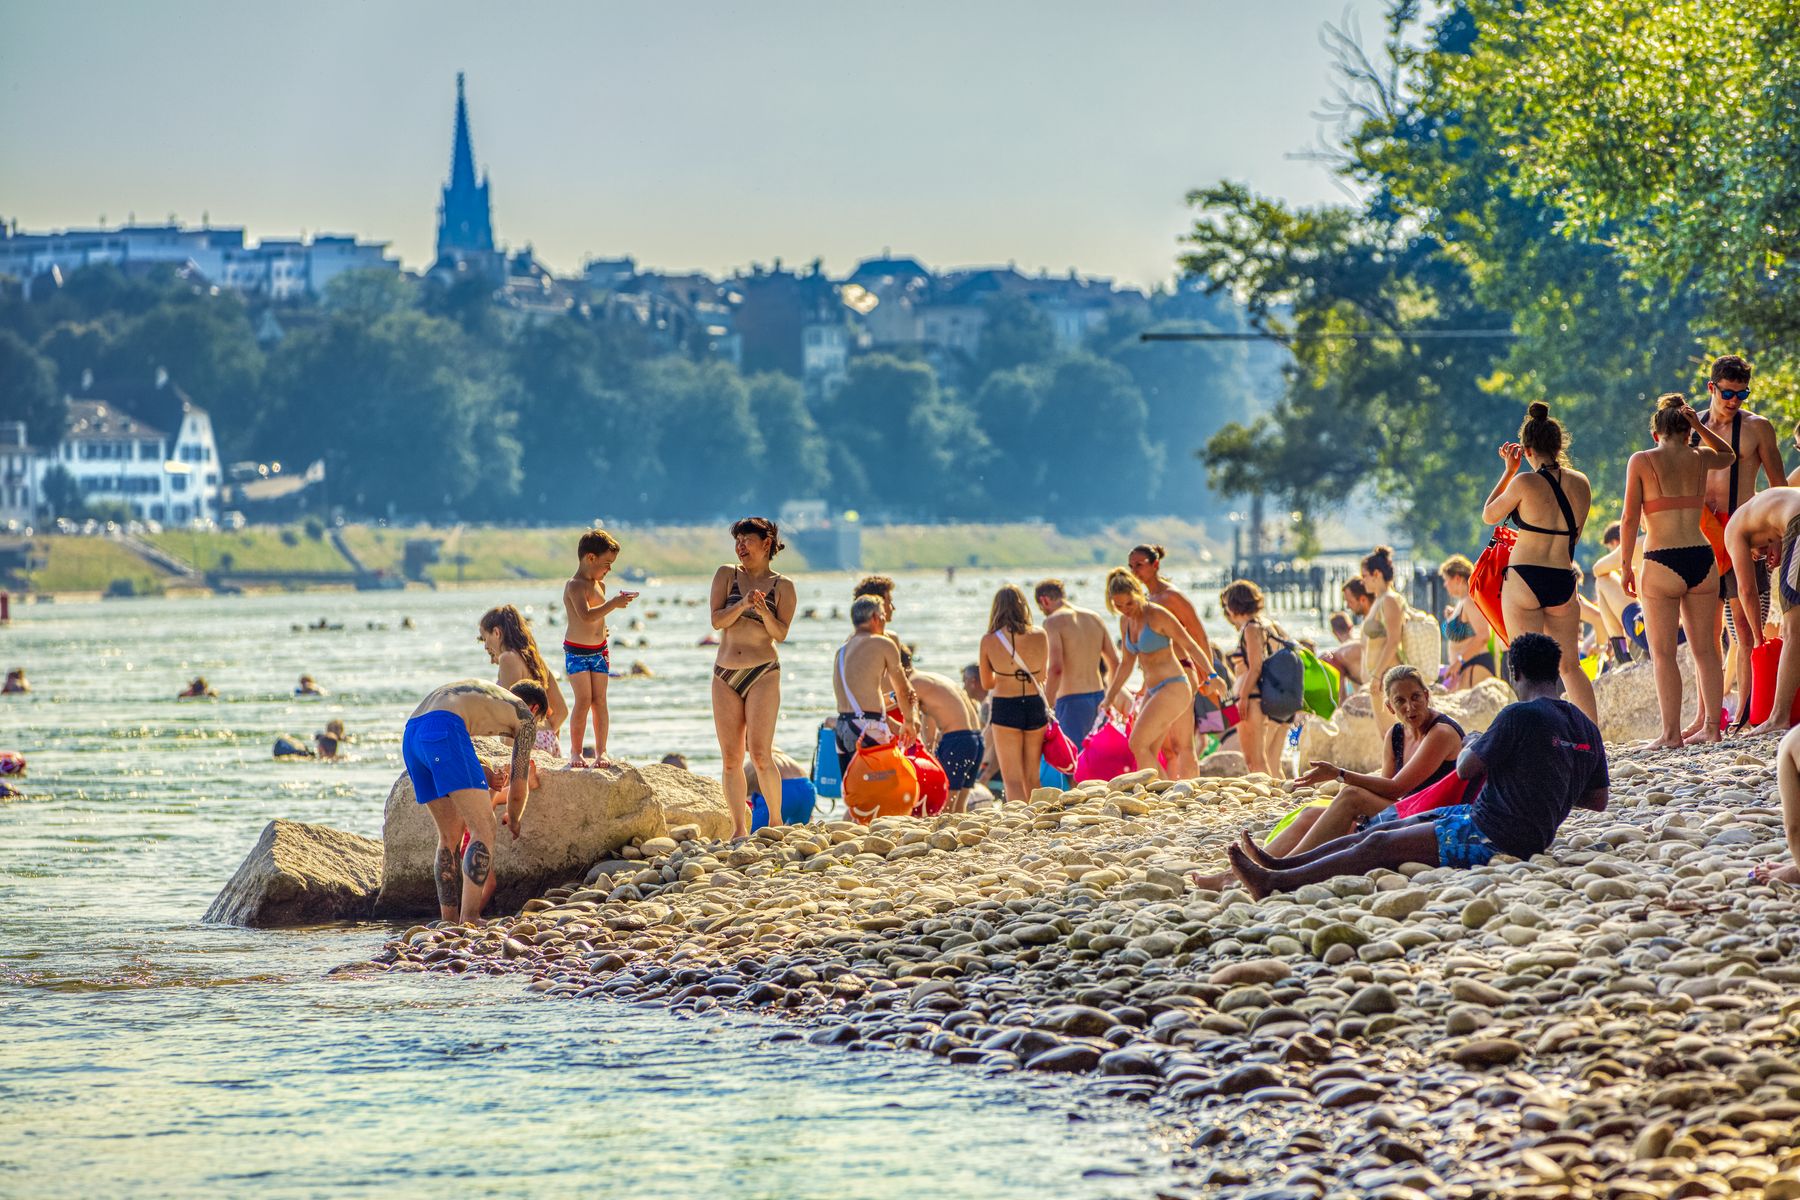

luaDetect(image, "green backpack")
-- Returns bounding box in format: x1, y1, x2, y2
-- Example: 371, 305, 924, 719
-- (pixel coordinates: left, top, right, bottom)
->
1298, 645, 1339, 719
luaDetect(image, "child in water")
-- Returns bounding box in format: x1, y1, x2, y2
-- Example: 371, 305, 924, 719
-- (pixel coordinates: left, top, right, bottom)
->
562, 528, 638, 768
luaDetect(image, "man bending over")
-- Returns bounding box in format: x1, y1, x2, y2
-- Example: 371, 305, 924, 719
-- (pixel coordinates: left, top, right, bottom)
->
1222, 633, 1607, 897
403, 678, 547, 923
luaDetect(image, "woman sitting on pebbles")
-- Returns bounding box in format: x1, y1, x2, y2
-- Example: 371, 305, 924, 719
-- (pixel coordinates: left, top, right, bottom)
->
1188, 665, 1464, 889
1099, 568, 1216, 780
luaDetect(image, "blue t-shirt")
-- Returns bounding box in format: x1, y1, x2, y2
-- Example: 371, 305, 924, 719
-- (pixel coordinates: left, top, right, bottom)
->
1469, 697, 1608, 858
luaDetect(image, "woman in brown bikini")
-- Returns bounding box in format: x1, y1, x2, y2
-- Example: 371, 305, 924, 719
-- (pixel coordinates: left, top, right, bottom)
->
709, 517, 798, 836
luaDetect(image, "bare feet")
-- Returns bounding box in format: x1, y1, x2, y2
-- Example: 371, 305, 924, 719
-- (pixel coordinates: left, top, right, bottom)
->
1752, 860, 1800, 885
1642, 736, 1685, 751
1236, 830, 1279, 870
568, 757, 588, 769
1188, 869, 1234, 891
1680, 714, 1705, 739
1226, 844, 1273, 901
1750, 719, 1790, 738
1683, 725, 1722, 746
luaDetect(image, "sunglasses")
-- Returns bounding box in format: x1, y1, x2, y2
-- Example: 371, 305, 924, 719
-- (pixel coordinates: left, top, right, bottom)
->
1715, 387, 1751, 401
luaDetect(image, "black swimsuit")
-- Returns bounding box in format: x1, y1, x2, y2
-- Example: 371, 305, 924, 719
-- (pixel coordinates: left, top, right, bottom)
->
1506, 467, 1581, 608
1390, 713, 1466, 797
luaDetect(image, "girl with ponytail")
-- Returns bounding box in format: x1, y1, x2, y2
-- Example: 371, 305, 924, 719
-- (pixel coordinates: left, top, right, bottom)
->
1480, 402, 1599, 721
481, 604, 569, 756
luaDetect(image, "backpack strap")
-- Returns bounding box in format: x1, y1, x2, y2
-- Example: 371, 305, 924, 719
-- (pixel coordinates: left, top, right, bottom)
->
1539, 467, 1581, 556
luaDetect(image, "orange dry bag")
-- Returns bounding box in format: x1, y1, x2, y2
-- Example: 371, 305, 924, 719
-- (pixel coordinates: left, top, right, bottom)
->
1746, 638, 1800, 728
1699, 506, 1731, 574
842, 740, 919, 824
1468, 525, 1516, 644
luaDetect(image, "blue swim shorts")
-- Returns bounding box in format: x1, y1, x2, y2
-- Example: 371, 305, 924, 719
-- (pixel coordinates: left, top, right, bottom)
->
564, 639, 610, 676
401, 709, 486, 803
1054, 691, 1105, 746
935, 729, 984, 790
1431, 804, 1498, 869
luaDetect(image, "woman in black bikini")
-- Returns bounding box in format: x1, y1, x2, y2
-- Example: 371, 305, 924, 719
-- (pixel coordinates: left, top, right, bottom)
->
977, 585, 1051, 803
1620, 394, 1736, 747
1481, 402, 1599, 721
1439, 555, 1495, 690
710, 517, 798, 836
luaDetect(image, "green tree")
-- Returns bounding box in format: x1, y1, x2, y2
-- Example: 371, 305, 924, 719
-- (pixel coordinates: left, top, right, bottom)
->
971, 365, 1048, 503
0, 330, 66, 446
36, 322, 112, 393
322, 269, 418, 321
639, 357, 762, 520
971, 293, 1057, 387
262, 311, 516, 518
744, 372, 830, 509
38, 464, 84, 519
1034, 354, 1159, 520
104, 299, 265, 457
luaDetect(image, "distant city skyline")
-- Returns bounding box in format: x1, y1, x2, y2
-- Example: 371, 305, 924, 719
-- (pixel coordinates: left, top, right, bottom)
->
0, 0, 1387, 289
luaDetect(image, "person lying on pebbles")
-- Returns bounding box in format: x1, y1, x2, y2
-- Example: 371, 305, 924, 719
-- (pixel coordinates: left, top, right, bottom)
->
1191, 665, 1464, 890
1226, 632, 1610, 898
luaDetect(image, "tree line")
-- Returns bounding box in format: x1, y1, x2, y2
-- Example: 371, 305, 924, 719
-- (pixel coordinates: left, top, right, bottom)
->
0, 258, 1266, 525
1187, 0, 1798, 559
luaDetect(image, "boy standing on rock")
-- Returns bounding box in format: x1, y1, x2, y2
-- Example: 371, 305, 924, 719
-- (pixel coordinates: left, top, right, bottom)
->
563, 528, 638, 768
1222, 633, 1608, 896
403, 678, 547, 923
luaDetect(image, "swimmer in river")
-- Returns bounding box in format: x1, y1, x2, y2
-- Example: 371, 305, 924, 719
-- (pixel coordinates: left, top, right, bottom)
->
2, 668, 28, 694
297, 674, 326, 697
178, 676, 216, 699
402, 678, 547, 923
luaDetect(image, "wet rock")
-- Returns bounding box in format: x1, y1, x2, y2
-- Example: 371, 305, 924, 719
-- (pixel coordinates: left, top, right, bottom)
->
1452, 1038, 1524, 1067
205, 819, 382, 926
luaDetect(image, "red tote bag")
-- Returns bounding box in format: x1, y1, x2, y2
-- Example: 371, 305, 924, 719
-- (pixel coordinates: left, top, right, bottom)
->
1468, 526, 1516, 644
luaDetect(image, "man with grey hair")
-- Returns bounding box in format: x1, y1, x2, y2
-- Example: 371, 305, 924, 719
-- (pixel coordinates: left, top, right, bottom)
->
831, 596, 918, 774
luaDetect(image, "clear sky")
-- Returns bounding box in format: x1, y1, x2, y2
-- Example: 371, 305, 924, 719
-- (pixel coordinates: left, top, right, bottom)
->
0, 0, 1385, 288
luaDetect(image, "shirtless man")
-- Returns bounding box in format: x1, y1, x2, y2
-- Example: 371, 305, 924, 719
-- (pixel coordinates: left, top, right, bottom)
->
901, 646, 983, 812
1035, 578, 1119, 745
831, 598, 918, 773
401, 678, 547, 923
1699, 356, 1782, 717
1319, 611, 1364, 693
1725, 487, 1800, 736
1588, 522, 1638, 665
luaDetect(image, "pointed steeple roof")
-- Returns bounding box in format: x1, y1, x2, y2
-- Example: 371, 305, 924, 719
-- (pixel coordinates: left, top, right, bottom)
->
436, 71, 495, 262
448, 72, 478, 193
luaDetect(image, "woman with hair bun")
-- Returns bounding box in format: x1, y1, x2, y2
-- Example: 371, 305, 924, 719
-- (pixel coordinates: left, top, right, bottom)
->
1620, 392, 1735, 746
480, 604, 569, 756
1128, 543, 1218, 777
1358, 545, 1405, 709
1480, 401, 1598, 721
1219, 579, 1289, 776
711, 516, 798, 835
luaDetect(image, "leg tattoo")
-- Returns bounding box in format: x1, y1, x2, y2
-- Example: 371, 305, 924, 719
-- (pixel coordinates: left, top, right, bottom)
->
434, 846, 460, 911
463, 840, 492, 886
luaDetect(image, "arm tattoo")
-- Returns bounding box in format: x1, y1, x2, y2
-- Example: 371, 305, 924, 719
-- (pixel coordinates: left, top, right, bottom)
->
463, 840, 492, 887
435, 846, 460, 910
511, 705, 537, 789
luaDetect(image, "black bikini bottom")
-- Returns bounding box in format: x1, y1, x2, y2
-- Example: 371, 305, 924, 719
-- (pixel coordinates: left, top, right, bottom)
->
1458, 652, 1496, 679
1643, 544, 1716, 591
1506, 564, 1577, 608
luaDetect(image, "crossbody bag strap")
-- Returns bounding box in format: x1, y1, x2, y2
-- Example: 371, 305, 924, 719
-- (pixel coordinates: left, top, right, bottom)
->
1540, 468, 1581, 556
996, 630, 1049, 701
1730, 413, 1742, 513
836, 646, 864, 719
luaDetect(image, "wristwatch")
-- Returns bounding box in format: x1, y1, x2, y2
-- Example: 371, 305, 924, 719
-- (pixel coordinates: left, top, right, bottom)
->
1337, 768, 1347, 783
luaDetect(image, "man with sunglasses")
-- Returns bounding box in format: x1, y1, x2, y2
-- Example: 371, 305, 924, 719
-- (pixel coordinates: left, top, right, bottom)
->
1696, 355, 1782, 724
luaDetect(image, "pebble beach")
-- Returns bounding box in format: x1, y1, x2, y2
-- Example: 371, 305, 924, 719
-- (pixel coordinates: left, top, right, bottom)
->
366, 734, 1800, 1199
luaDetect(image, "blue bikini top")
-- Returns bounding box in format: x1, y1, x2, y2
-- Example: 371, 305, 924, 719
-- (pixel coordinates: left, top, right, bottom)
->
1124, 619, 1171, 655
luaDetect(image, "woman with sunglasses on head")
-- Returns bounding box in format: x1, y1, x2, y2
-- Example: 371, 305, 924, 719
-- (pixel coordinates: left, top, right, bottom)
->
711, 517, 798, 836
1127, 544, 1220, 777
1620, 394, 1735, 747
1481, 402, 1598, 722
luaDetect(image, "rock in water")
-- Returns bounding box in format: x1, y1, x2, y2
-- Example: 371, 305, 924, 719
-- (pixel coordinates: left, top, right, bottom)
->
205, 819, 382, 927
372, 745, 732, 918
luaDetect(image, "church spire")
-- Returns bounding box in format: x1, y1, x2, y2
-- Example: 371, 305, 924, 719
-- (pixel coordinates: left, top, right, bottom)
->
436, 71, 495, 263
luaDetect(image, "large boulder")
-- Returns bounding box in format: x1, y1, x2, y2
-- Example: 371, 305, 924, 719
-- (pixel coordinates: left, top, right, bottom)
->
372, 745, 732, 918
205, 818, 383, 927
1298, 678, 1514, 772
1594, 649, 1696, 746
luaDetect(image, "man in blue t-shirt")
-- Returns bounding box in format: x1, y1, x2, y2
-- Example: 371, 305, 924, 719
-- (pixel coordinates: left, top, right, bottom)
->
1227, 632, 1609, 897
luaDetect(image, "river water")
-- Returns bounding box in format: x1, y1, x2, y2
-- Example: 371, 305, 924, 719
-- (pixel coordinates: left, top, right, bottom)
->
0, 569, 1275, 1199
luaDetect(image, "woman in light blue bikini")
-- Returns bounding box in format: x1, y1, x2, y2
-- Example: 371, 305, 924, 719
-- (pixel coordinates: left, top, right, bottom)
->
1099, 568, 1214, 779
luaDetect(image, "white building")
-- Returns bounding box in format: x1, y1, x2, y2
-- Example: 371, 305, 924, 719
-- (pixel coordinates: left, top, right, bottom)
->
0, 422, 35, 529
42, 392, 222, 525
0, 221, 396, 301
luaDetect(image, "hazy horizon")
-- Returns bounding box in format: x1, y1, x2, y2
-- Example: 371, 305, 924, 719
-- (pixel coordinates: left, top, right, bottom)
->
0, 0, 1385, 289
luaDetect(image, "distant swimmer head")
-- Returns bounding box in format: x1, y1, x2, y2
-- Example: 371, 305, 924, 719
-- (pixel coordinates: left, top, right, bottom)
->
1218, 579, 1265, 624
730, 517, 783, 563
1126, 544, 1165, 586
1519, 402, 1567, 466
1104, 567, 1146, 615
1360, 545, 1395, 590
1652, 392, 1693, 440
